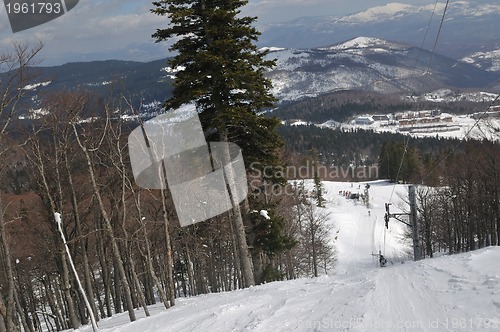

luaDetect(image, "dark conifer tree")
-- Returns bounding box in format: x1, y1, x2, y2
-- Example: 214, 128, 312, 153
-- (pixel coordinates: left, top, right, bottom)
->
378, 141, 419, 183
152, 0, 284, 287
311, 149, 325, 207
379, 142, 395, 181
152, 0, 275, 106
151, 0, 281, 166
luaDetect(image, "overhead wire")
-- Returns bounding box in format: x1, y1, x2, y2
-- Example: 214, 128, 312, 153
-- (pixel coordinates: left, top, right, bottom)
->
361, 0, 443, 92
388, 134, 411, 203
412, 0, 500, 186
383, 0, 452, 256
424, 0, 450, 75
388, 0, 449, 204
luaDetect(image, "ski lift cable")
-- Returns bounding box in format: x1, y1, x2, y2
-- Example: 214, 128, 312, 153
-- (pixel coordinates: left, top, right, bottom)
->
383, 0, 450, 256
425, 0, 450, 75
402, 0, 441, 90
388, 0, 451, 203
419, 0, 441, 58
388, 134, 411, 204
362, 0, 441, 91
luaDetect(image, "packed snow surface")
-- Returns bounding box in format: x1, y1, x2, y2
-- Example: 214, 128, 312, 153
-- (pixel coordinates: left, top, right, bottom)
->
71, 181, 500, 332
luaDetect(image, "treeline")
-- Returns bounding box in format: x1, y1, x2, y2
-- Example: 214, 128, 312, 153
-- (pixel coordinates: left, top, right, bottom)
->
413, 141, 500, 257
279, 124, 460, 167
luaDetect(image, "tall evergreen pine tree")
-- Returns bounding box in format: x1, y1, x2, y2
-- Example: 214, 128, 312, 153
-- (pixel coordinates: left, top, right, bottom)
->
152, 0, 283, 287
152, 0, 283, 171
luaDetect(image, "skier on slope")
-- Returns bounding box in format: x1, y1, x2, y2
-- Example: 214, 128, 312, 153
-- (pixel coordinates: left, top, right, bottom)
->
379, 254, 387, 267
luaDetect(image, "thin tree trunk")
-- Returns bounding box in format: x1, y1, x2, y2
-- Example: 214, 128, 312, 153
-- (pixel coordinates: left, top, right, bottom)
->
229, 219, 242, 289
55, 213, 99, 331
128, 257, 150, 317
0, 209, 19, 332
184, 245, 196, 296
0, 311, 5, 332
112, 258, 123, 314
208, 233, 219, 293
60, 251, 81, 328
140, 219, 170, 309
220, 131, 255, 287
312, 236, 318, 277
64, 153, 99, 321
160, 187, 176, 306
43, 275, 64, 331
14, 282, 33, 332
96, 226, 113, 317
91, 269, 106, 319
252, 252, 263, 285
72, 124, 136, 322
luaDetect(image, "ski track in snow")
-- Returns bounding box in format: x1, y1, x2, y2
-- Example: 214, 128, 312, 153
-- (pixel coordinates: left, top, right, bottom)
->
70, 181, 500, 332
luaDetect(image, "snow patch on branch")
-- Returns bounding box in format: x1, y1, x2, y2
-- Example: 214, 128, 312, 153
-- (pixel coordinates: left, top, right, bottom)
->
54, 212, 62, 225
260, 210, 271, 220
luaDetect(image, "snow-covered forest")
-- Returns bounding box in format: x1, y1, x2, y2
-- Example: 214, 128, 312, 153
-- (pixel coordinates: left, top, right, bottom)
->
24, 181, 500, 332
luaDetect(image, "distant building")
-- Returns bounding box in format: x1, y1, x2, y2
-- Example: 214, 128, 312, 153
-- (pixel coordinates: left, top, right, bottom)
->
372, 115, 390, 121
431, 109, 442, 117
394, 113, 406, 120
354, 116, 375, 125
395, 110, 441, 121
418, 110, 432, 118
471, 111, 500, 120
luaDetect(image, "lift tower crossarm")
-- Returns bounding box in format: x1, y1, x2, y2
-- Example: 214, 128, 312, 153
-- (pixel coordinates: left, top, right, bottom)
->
384, 185, 422, 261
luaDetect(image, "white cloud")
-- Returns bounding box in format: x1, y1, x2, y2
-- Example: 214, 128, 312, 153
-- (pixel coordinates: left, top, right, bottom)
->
0, 1, 167, 65
0, 0, 435, 65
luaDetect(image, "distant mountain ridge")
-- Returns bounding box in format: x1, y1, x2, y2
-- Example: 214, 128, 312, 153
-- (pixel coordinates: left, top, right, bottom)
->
10, 59, 173, 118
463, 50, 500, 72
28, 1, 500, 67
9, 36, 500, 120
259, 0, 500, 61
266, 37, 500, 101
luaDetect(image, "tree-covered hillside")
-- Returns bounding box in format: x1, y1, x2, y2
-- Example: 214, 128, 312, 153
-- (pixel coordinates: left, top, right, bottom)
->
278, 124, 460, 167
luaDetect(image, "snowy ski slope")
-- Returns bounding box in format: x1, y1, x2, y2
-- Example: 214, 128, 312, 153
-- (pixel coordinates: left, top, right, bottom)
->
71, 181, 500, 332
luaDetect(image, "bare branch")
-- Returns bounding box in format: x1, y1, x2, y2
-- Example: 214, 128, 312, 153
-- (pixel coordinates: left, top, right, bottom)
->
0, 41, 44, 135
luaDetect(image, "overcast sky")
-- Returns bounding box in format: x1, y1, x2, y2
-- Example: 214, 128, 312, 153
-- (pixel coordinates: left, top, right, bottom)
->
0, 0, 432, 66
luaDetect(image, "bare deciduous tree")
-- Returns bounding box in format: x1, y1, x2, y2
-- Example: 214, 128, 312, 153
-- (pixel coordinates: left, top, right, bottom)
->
0, 42, 43, 332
